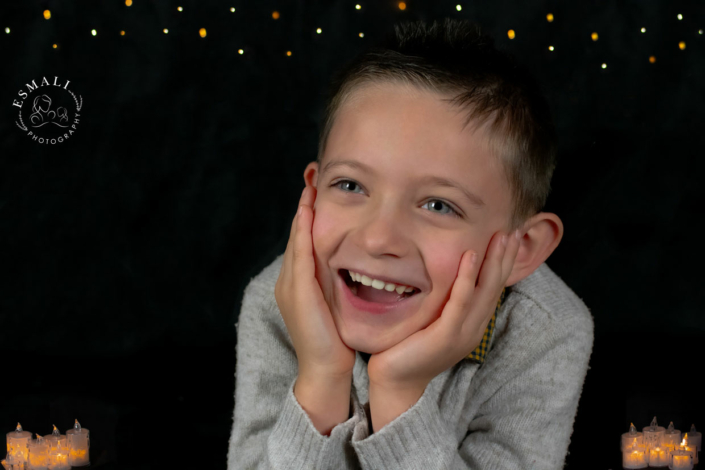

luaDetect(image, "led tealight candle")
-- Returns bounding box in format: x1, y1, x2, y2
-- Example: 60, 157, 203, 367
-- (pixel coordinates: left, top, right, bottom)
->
6, 423, 31, 464
1, 452, 17, 470
648, 444, 669, 467
643, 416, 666, 451
623, 423, 646, 452
662, 422, 682, 448
44, 426, 70, 470
66, 420, 89, 467
623, 440, 648, 469
687, 424, 701, 452
681, 434, 698, 464
27, 434, 49, 470
670, 449, 693, 469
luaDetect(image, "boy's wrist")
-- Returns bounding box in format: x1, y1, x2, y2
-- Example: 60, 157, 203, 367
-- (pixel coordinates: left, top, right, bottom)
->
294, 372, 353, 436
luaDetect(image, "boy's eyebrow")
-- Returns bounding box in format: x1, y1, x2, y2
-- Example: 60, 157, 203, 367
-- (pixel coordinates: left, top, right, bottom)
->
321, 159, 486, 208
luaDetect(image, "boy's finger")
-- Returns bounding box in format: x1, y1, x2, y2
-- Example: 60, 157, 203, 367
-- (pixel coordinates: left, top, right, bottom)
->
443, 250, 480, 328
502, 230, 521, 281
282, 187, 308, 281
292, 202, 315, 280
473, 232, 508, 317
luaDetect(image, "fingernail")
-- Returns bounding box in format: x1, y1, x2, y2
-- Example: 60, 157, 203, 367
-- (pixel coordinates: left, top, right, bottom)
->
501, 235, 508, 247
471, 253, 478, 264
297, 205, 303, 216
515, 229, 521, 240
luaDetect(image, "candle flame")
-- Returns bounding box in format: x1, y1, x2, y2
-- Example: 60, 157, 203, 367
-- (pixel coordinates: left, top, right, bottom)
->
15, 423, 22, 432
74, 419, 81, 431
52, 424, 60, 437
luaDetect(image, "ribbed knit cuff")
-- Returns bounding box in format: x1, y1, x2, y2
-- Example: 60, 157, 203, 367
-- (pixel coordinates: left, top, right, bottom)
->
266, 377, 365, 469
351, 386, 457, 469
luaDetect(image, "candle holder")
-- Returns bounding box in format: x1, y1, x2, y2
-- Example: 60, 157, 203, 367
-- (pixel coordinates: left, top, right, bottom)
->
27, 434, 49, 470
648, 444, 670, 467
66, 419, 89, 467
643, 417, 666, 452
5, 423, 31, 466
624, 440, 649, 469
663, 423, 682, 449
623, 423, 646, 452
687, 425, 701, 463
44, 426, 69, 470
677, 434, 698, 465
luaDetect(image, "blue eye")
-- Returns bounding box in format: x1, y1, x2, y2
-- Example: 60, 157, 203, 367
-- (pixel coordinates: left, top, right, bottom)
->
331, 179, 461, 218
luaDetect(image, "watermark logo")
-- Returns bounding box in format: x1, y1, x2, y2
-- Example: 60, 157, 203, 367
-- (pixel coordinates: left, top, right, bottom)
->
12, 76, 82, 145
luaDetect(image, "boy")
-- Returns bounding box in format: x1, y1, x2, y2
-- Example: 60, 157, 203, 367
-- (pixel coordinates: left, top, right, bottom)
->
228, 18, 593, 469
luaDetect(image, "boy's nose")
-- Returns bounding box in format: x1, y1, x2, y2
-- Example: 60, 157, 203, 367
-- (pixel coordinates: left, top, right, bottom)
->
354, 207, 413, 259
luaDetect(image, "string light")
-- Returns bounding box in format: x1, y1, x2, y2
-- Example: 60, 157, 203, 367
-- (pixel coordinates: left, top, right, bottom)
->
677, 14, 683, 20
52, 44, 58, 49
125, 0, 132, 6
456, 5, 462, 12
398, 2, 406, 10
163, 28, 169, 34
230, 7, 235, 12
286, 51, 292, 56
316, 28, 322, 34
699, 30, 703, 35
91, 29, 97, 36
548, 45, 554, 51
507, 29, 515, 39
272, 11, 280, 19
120, 30, 125, 36
359, 32, 364, 38
238, 49, 244, 54
177, 6, 183, 12
4, 27, 9, 34
601, 63, 607, 69
43, 10, 51, 20
591, 32, 598, 41
678, 41, 686, 50
641, 27, 646, 33
546, 13, 554, 22
355, 4, 361, 9
199, 28, 207, 38
649, 56, 656, 63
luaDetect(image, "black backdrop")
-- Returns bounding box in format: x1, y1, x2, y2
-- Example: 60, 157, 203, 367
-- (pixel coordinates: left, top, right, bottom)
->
1, 0, 704, 468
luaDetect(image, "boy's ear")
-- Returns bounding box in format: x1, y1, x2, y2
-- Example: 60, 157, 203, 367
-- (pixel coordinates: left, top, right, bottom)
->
303, 161, 319, 190
505, 212, 564, 287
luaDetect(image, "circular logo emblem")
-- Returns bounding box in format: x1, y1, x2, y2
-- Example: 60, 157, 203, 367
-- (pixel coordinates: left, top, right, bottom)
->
12, 76, 82, 145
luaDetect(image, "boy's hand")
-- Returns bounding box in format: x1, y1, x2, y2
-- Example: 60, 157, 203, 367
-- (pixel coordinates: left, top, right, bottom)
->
367, 230, 521, 395
274, 186, 357, 381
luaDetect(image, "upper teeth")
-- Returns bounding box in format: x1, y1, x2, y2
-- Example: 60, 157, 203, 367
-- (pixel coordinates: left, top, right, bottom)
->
348, 270, 415, 295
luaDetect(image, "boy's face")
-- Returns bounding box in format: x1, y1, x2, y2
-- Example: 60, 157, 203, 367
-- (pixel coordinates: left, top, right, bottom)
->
305, 82, 514, 354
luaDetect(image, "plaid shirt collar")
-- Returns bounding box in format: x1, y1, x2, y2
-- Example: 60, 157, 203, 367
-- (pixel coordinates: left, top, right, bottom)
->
466, 287, 506, 364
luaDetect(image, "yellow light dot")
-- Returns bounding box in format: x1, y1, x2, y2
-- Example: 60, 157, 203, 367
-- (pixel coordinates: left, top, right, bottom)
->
272, 11, 280, 19
591, 32, 598, 41
199, 28, 207, 38
548, 45, 554, 51
456, 5, 462, 11
316, 28, 322, 34
546, 13, 554, 22
91, 29, 97, 36
4, 27, 9, 34
120, 30, 125, 36
641, 27, 646, 33
679, 41, 686, 50
125, 0, 132, 6
398, 2, 406, 10
601, 63, 607, 69
286, 51, 292, 56
230, 7, 235, 12
43, 10, 51, 20
163, 28, 169, 34
355, 4, 361, 9
238, 49, 244, 54
649, 56, 656, 63
507, 29, 515, 40
677, 14, 683, 20
52, 43, 58, 49
359, 32, 364, 38
177, 6, 183, 11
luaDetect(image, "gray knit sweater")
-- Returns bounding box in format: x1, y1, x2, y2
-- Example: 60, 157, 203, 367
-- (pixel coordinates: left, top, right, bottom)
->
227, 254, 594, 469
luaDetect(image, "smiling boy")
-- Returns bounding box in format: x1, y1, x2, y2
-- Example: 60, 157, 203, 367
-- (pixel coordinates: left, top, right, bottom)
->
228, 18, 594, 469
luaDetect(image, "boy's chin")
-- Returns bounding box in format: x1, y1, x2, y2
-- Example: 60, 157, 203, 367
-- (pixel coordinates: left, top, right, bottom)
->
339, 329, 398, 355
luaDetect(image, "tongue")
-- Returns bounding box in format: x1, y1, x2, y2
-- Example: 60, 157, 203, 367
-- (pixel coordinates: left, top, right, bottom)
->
356, 284, 406, 303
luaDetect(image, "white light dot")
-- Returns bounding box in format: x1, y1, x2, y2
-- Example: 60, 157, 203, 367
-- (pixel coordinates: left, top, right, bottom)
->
163, 28, 169, 34
641, 27, 646, 33
601, 63, 607, 69
230, 7, 235, 12
699, 29, 703, 35
177, 6, 183, 11
456, 4, 462, 11
91, 29, 97, 36
548, 45, 554, 51
238, 49, 243, 54
355, 4, 361, 9
316, 28, 322, 34
677, 14, 683, 20
359, 32, 364, 38
4, 27, 9, 34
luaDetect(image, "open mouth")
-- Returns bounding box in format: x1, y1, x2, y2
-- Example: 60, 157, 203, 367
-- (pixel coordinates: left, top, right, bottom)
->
339, 269, 419, 304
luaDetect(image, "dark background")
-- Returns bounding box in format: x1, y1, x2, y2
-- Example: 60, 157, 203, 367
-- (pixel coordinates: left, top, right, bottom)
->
1, 0, 704, 468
